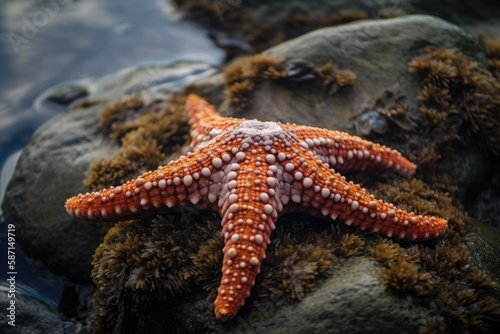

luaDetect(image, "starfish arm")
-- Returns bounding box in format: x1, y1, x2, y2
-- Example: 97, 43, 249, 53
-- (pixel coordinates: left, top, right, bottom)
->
65, 145, 233, 221
283, 124, 416, 176
214, 197, 277, 321
281, 149, 447, 241
212, 154, 281, 320
187, 94, 244, 148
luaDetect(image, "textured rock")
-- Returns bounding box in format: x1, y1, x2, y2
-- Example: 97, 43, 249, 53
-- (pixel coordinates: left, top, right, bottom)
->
3, 101, 115, 282
0, 293, 86, 334
220, 15, 486, 129
88, 16, 500, 332
90, 215, 434, 333
3, 13, 500, 333
2, 61, 216, 282
195, 15, 490, 200
467, 220, 500, 283
251, 257, 428, 334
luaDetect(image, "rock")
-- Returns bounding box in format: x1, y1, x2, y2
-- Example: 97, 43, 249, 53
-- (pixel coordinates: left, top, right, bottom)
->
36, 82, 90, 111
90, 206, 500, 333
1, 60, 217, 282
196, 15, 490, 200
176, 0, 500, 56
222, 15, 486, 129
4, 13, 500, 333
3, 100, 115, 282
467, 220, 500, 283
89, 15, 499, 332
250, 257, 428, 334
0, 293, 86, 334
90, 215, 434, 333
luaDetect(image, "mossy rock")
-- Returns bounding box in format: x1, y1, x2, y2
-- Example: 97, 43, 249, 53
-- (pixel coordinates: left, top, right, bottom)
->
174, 0, 500, 55
251, 257, 429, 334
3, 12, 499, 333
1, 61, 216, 282
91, 190, 500, 332
227, 15, 486, 129
192, 15, 492, 201
88, 16, 500, 332
92, 215, 433, 333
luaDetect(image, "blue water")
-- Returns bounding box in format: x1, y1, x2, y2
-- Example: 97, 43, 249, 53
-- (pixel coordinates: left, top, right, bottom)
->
0, 0, 222, 310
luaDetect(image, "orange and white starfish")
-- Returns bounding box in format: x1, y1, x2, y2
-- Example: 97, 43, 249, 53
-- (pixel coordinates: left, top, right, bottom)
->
65, 94, 447, 321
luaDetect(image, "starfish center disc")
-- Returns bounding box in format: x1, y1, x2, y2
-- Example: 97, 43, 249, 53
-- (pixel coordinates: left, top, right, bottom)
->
234, 120, 284, 137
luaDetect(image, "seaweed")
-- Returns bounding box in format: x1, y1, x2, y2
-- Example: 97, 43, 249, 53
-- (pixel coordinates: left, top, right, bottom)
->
173, 0, 372, 55
479, 36, 500, 80
90, 176, 499, 332
224, 56, 355, 110
409, 47, 500, 157
84, 94, 189, 191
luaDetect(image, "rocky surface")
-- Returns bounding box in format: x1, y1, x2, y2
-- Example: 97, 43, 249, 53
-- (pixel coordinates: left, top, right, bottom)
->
3, 13, 500, 334
221, 15, 486, 128
2, 61, 216, 283
196, 15, 491, 200
0, 293, 87, 334
250, 257, 428, 334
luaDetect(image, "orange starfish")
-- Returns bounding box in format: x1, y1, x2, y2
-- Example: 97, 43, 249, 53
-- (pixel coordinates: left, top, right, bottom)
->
65, 94, 447, 321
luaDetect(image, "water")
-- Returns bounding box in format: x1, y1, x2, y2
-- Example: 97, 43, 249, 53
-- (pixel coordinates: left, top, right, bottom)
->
0, 0, 223, 167
0, 0, 222, 311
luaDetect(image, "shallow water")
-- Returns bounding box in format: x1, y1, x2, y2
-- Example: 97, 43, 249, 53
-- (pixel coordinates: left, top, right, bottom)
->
0, 0, 223, 167
0, 0, 222, 310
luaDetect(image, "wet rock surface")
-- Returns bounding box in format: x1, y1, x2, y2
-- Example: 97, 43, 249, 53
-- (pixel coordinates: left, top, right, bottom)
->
195, 15, 491, 201
3, 12, 500, 334
250, 257, 429, 334
222, 15, 486, 129
2, 61, 216, 282
0, 292, 87, 334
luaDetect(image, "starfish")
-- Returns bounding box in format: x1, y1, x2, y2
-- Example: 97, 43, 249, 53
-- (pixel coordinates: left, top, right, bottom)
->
65, 94, 447, 321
